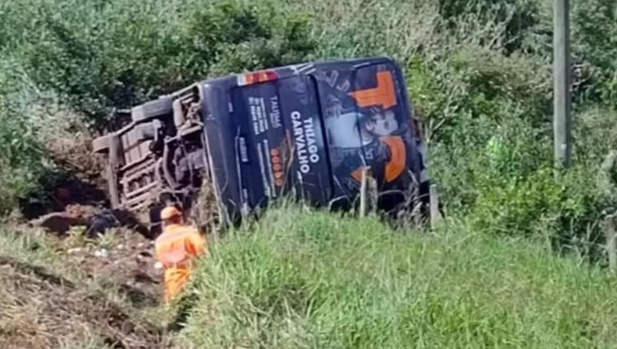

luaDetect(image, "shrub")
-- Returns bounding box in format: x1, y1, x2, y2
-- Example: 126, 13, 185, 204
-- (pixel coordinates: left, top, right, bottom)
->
6, 0, 316, 129
0, 100, 49, 216
437, 0, 541, 54
571, 0, 617, 107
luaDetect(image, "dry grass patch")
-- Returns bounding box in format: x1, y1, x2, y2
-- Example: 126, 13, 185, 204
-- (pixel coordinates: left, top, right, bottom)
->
0, 227, 185, 349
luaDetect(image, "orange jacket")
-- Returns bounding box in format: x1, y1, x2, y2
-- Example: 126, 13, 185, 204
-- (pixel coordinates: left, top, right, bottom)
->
154, 223, 207, 304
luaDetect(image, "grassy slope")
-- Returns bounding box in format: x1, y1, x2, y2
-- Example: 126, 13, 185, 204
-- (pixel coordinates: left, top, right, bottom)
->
1, 0, 616, 347
0, 228, 179, 349
182, 207, 617, 348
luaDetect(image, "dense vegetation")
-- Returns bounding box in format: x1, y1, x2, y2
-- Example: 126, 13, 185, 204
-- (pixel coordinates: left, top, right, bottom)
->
2, 0, 616, 247
1, 0, 617, 345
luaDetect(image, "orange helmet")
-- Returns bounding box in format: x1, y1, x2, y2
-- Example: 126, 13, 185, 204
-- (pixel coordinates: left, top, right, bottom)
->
160, 206, 182, 220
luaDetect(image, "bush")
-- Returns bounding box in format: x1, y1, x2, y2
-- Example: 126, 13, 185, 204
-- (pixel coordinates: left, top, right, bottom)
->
407, 45, 550, 148
4, 0, 316, 129
0, 60, 55, 216
437, 0, 541, 54
470, 166, 604, 244
571, 0, 617, 107
0, 114, 48, 216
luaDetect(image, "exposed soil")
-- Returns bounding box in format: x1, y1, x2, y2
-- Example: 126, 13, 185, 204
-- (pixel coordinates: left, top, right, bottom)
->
0, 221, 179, 349
18, 131, 110, 220
0, 255, 171, 349
0, 130, 192, 348
60, 227, 165, 306
46, 131, 106, 186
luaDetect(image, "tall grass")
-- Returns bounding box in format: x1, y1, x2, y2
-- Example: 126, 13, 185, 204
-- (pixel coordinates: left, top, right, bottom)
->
182, 206, 617, 348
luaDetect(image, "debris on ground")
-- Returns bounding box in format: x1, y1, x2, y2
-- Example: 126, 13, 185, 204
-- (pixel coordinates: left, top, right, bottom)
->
1, 132, 188, 349
87, 210, 122, 236
29, 212, 89, 236
28, 203, 149, 239
19, 197, 163, 300
0, 221, 177, 349
94, 248, 109, 258
59, 227, 165, 304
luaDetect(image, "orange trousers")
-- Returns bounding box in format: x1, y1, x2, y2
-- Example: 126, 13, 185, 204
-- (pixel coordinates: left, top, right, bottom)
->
155, 223, 207, 304
163, 266, 191, 304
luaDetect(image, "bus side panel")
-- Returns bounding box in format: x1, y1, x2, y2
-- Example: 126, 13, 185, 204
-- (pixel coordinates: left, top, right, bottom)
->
277, 74, 333, 205
226, 74, 334, 213
200, 83, 244, 222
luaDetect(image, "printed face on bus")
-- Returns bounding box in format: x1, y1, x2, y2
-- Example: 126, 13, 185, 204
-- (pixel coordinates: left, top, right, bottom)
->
365, 109, 399, 137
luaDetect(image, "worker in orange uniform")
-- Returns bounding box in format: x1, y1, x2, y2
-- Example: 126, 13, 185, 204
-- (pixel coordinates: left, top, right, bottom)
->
154, 205, 208, 305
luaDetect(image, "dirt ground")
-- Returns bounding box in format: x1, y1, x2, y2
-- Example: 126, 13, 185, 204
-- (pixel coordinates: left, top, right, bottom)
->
0, 256, 170, 349
0, 210, 182, 349
0, 132, 192, 348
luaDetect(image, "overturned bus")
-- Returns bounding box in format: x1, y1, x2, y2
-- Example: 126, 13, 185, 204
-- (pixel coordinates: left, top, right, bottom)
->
92, 56, 436, 235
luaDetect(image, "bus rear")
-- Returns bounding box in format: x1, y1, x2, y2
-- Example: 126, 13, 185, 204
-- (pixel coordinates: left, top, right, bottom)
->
200, 56, 425, 222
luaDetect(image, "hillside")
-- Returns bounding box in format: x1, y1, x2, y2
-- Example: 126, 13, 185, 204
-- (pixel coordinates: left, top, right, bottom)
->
182, 207, 617, 348
0, 225, 178, 348
1, 0, 617, 347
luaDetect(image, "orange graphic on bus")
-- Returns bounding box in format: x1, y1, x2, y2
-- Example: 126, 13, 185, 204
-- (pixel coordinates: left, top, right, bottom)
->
271, 148, 285, 187
348, 71, 397, 109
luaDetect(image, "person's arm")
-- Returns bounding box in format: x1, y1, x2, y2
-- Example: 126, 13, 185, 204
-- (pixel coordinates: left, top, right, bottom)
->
194, 232, 208, 256
187, 229, 208, 257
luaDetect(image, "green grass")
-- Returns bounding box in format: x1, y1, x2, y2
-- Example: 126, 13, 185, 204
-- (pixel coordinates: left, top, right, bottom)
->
1, 0, 617, 346
182, 206, 617, 348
